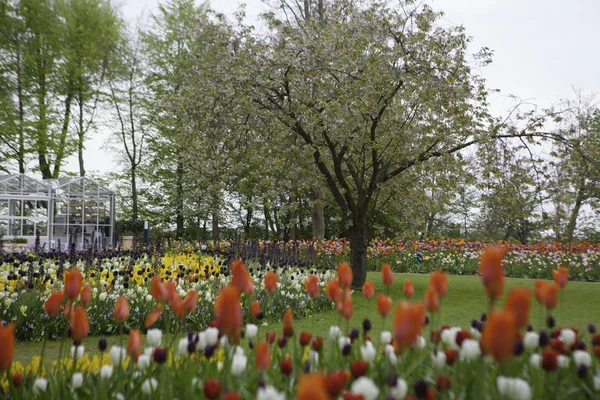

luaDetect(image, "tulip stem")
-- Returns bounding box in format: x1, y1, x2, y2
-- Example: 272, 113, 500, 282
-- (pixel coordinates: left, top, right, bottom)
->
37, 330, 47, 377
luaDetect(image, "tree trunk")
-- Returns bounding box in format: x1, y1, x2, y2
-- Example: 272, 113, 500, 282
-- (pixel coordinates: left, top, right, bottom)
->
78, 88, 85, 177
212, 208, 220, 244
565, 184, 586, 242
175, 160, 184, 236
52, 90, 74, 178
289, 194, 297, 241
245, 193, 253, 236
16, 51, 25, 174
349, 216, 368, 288
312, 200, 325, 239
263, 203, 270, 239
131, 165, 138, 221
36, 69, 52, 179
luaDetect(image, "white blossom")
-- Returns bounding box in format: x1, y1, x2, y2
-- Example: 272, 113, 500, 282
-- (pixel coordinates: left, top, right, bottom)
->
432, 350, 447, 369
137, 354, 151, 370
557, 355, 570, 368
559, 329, 576, 347
204, 327, 219, 346
523, 332, 539, 351
70, 345, 85, 360
147, 329, 162, 347
529, 354, 541, 369
141, 378, 158, 395
231, 352, 247, 376
350, 377, 380, 400
256, 385, 286, 400
496, 376, 532, 400
460, 339, 481, 360
71, 372, 83, 390
329, 326, 342, 340
338, 336, 351, 350
33, 378, 48, 395
380, 330, 392, 345
389, 377, 408, 400
245, 324, 258, 339
99, 365, 113, 380
573, 350, 592, 367
109, 346, 126, 366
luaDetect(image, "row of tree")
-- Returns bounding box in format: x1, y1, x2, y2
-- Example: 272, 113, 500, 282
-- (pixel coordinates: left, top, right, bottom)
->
1, 0, 599, 285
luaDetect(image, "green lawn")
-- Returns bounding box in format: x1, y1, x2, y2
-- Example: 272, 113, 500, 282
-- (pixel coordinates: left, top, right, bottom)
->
14, 272, 600, 366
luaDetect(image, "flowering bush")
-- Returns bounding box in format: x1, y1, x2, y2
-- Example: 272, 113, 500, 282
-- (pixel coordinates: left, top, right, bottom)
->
1, 250, 600, 399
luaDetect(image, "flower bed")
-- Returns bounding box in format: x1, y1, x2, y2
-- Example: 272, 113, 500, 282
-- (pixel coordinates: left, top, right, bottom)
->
1, 250, 599, 399
0, 250, 336, 341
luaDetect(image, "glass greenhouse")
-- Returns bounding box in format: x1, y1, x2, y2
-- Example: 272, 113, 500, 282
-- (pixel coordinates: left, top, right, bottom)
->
0, 174, 115, 250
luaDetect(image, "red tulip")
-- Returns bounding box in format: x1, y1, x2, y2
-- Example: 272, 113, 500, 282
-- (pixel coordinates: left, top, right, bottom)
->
393, 301, 425, 353
429, 270, 448, 297
203, 379, 221, 399
151, 276, 168, 304
479, 246, 506, 301
231, 259, 254, 295
128, 329, 142, 358
425, 287, 440, 313
215, 285, 242, 339
381, 263, 394, 286
305, 275, 320, 298
113, 296, 129, 323
44, 291, 64, 318
251, 301, 261, 318
80, 285, 92, 306
362, 282, 375, 300
504, 288, 531, 329
552, 267, 569, 288
337, 263, 353, 288
403, 280, 414, 298
64, 269, 83, 300
70, 306, 89, 341
480, 310, 516, 363
326, 279, 341, 301
255, 341, 271, 371
0, 322, 15, 371
350, 360, 368, 378
377, 294, 392, 317
145, 307, 163, 328
264, 271, 277, 293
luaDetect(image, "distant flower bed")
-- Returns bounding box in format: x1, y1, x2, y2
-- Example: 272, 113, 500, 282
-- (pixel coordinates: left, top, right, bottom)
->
0, 250, 335, 341
0, 250, 599, 399
172, 238, 600, 282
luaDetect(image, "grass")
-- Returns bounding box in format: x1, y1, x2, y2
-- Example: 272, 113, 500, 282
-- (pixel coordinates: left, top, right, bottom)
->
14, 272, 600, 366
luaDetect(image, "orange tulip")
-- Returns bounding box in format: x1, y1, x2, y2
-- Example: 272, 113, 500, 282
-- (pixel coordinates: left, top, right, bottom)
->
231, 260, 254, 295
480, 310, 516, 363
377, 294, 393, 317
283, 307, 294, 327
504, 288, 531, 329
145, 306, 163, 328
479, 246, 506, 301
326, 279, 341, 301
534, 280, 547, 304
80, 285, 92, 306
264, 272, 277, 293
128, 329, 142, 358
70, 306, 89, 341
64, 269, 83, 300
552, 267, 569, 288
341, 299, 353, 320
337, 263, 353, 288
165, 281, 177, 305
113, 296, 129, 323
403, 281, 414, 298
393, 301, 425, 353
362, 282, 375, 300
543, 283, 559, 310
425, 287, 440, 313
429, 270, 448, 297
381, 263, 394, 286
177, 289, 198, 318
297, 373, 329, 400
215, 285, 242, 339
63, 300, 73, 319
151, 276, 168, 303
0, 322, 15, 372
251, 301, 261, 318
255, 341, 271, 371
44, 291, 64, 318
305, 275, 320, 298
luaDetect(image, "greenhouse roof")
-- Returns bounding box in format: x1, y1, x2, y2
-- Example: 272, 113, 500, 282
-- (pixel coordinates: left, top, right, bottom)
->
0, 174, 114, 197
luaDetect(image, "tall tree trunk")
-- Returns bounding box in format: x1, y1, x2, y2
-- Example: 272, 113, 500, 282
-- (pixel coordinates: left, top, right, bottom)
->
52, 90, 74, 178
78, 88, 85, 177
289, 194, 297, 241
131, 165, 138, 221
565, 184, 586, 242
36, 68, 52, 179
263, 203, 270, 239
16, 51, 25, 174
175, 160, 184, 236
349, 214, 368, 288
245, 193, 253, 236
212, 208, 220, 244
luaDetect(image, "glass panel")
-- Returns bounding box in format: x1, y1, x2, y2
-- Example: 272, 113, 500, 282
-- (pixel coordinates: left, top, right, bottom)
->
23, 219, 35, 235
36, 219, 48, 235
84, 200, 97, 224
9, 200, 21, 216
35, 201, 48, 218
23, 200, 35, 217
53, 224, 68, 236
0, 200, 8, 216
69, 200, 83, 224
9, 219, 21, 236
0, 220, 7, 236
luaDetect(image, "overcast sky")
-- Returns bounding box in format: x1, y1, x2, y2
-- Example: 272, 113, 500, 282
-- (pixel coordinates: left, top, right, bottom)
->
66, 0, 600, 175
